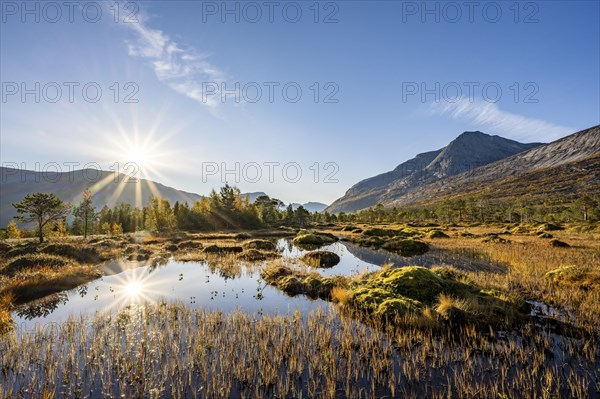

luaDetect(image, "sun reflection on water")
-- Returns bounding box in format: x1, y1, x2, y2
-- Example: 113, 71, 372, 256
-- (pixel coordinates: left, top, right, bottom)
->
105, 263, 165, 310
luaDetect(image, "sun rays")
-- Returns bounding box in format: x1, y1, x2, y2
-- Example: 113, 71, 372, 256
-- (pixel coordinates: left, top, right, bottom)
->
68, 105, 188, 209
101, 262, 166, 311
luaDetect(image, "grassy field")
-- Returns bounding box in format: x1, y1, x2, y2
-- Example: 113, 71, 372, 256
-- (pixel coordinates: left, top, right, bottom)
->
0, 222, 598, 398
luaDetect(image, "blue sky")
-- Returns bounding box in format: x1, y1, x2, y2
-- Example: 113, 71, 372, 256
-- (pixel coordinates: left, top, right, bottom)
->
1, 1, 599, 204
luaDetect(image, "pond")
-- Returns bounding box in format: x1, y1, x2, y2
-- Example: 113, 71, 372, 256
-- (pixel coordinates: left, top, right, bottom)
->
12, 237, 504, 330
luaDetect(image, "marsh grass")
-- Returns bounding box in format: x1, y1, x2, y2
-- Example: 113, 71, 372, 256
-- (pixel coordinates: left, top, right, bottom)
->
428, 228, 600, 333
1, 302, 598, 399
0, 225, 598, 398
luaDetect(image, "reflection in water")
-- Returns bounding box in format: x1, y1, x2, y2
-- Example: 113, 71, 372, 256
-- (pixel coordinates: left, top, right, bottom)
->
124, 281, 142, 298
103, 264, 166, 310
12, 237, 505, 327
16, 292, 69, 320
340, 241, 506, 273
13, 256, 327, 328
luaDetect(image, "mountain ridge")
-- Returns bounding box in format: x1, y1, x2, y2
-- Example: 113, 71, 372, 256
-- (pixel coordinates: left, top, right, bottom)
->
388, 125, 600, 206
327, 131, 543, 213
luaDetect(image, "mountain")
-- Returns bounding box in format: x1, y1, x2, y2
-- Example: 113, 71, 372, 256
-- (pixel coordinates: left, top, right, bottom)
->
0, 168, 202, 228
290, 202, 329, 213
387, 125, 600, 206
327, 131, 543, 213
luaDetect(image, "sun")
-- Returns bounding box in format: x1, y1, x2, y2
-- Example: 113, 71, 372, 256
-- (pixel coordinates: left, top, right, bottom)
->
125, 148, 151, 169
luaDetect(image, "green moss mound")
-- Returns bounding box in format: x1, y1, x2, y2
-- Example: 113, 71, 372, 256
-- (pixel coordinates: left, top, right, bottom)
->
400, 227, 423, 237
427, 230, 449, 239
292, 231, 338, 248
545, 266, 600, 288
242, 239, 276, 251
261, 264, 347, 299
371, 267, 446, 303
381, 239, 429, 256
375, 298, 422, 318
344, 266, 524, 326
301, 251, 340, 268
511, 226, 530, 234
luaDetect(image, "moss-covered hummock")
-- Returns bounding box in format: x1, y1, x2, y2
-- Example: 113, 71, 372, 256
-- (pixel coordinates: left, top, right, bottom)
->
262, 263, 524, 326
301, 251, 340, 268
261, 264, 348, 299
292, 231, 338, 248
427, 230, 449, 239
202, 244, 244, 254
41, 243, 101, 263
545, 265, 599, 288
177, 240, 203, 250
242, 239, 276, 251
1, 254, 70, 276
511, 226, 530, 234
237, 249, 280, 262
343, 266, 524, 325
537, 223, 564, 232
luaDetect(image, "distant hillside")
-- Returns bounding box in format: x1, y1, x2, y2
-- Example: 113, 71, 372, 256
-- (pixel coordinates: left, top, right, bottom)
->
327, 131, 542, 213
390, 125, 600, 206
0, 168, 202, 228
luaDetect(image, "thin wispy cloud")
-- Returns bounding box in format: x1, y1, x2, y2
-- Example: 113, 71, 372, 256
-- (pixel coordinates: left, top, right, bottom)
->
120, 10, 226, 110
430, 99, 574, 142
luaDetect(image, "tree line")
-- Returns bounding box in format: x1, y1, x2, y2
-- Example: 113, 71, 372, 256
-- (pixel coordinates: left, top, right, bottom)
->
3, 185, 323, 242
3, 188, 597, 243
335, 196, 600, 225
